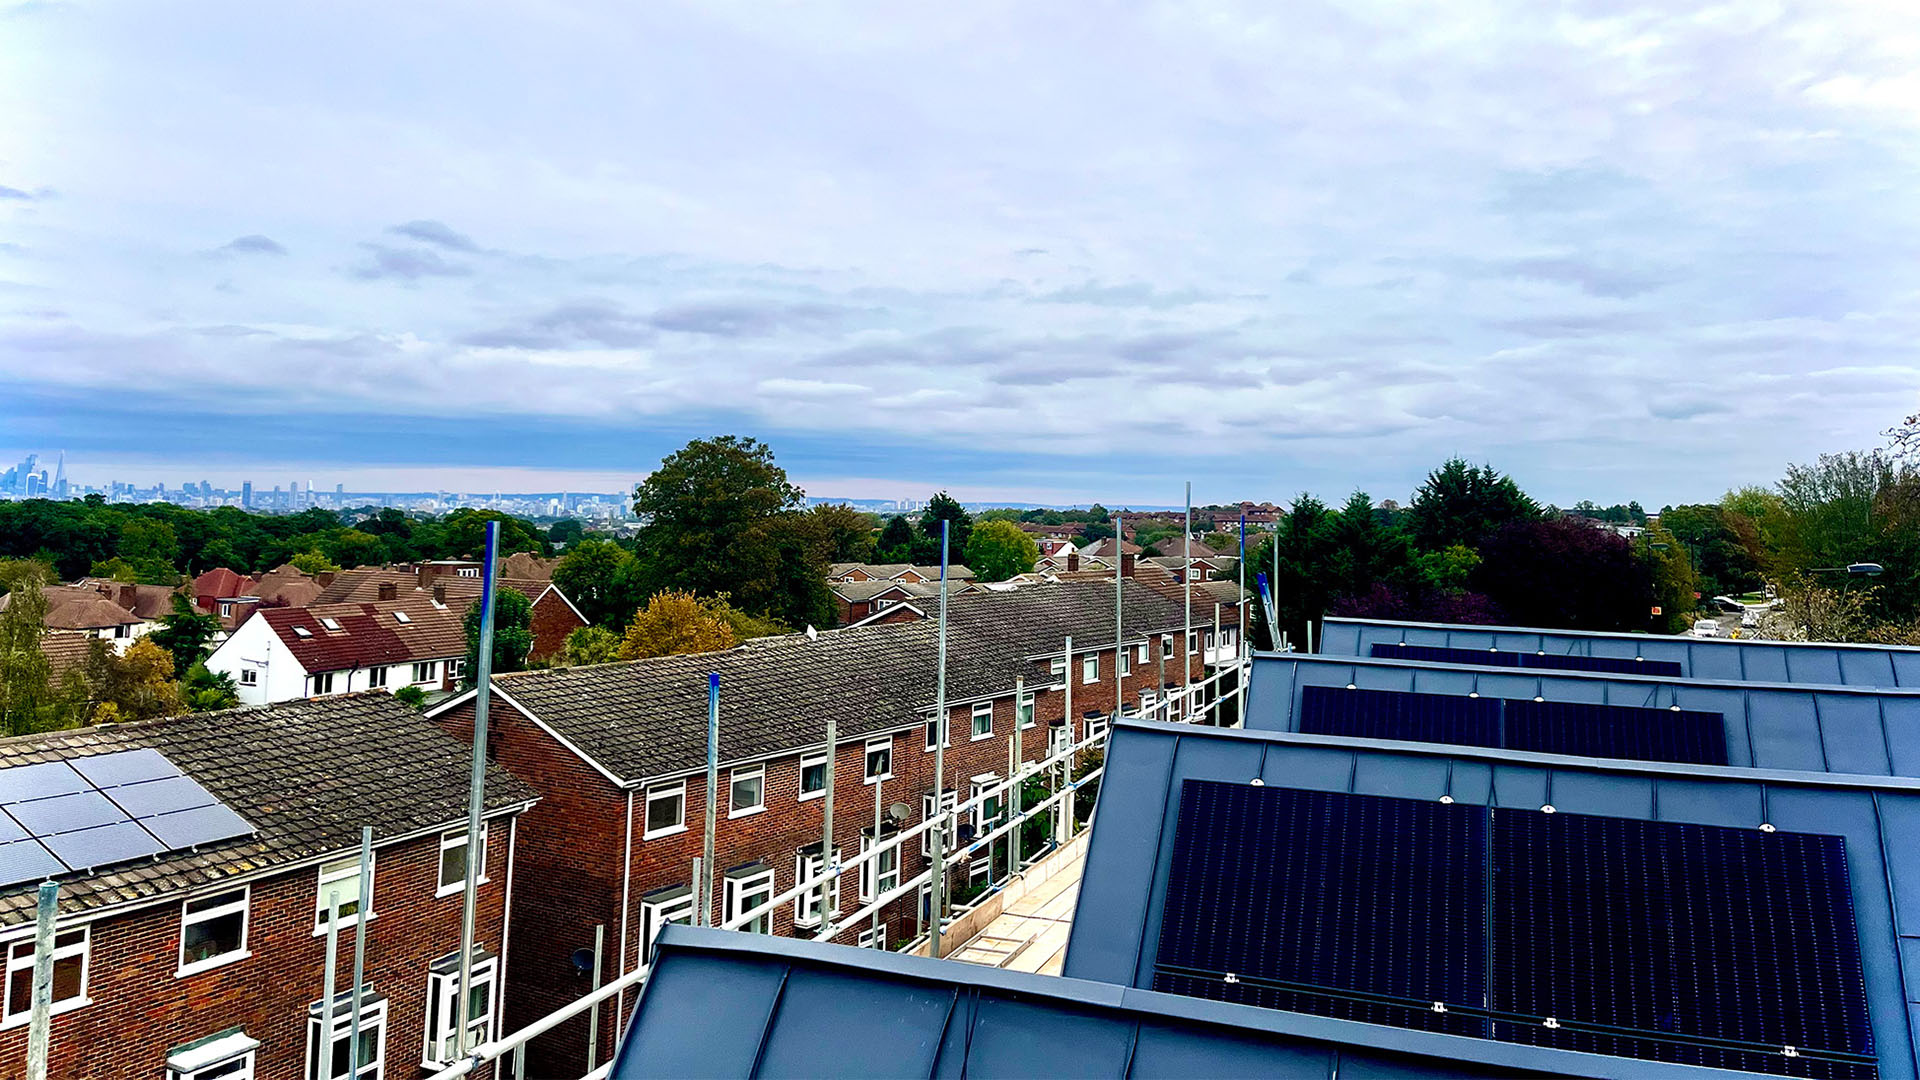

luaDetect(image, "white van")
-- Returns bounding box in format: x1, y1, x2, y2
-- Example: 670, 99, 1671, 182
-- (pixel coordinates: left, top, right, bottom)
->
1691, 619, 1721, 638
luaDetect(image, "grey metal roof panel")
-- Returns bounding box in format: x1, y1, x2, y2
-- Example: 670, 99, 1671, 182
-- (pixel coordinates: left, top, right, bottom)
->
1247, 652, 1920, 778
1067, 719, 1920, 1080
1323, 616, 1920, 688
613, 925, 1743, 1080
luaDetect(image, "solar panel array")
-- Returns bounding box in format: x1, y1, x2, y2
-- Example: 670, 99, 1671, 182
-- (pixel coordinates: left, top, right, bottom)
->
0, 748, 254, 888
1299, 685, 1729, 765
1371, 641, 1685, 677
1153, 780, 1876, 1078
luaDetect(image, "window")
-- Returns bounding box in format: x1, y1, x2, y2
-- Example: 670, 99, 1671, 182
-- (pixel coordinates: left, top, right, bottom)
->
457, 567, 479, 577
1187, 632, 1199, 655
311, 672, 336, 695
424, 952, 496, 1065
638, 885, 694, 963
451, 659, 468, 680
411, 661, 437, 684
860, 832, 900, 900
793, 845, 841, 928
921, 790, 958, 855
367, 666, 388, 689
179, 888, 249, 975
970, 701, 993, 741
1161, 635, 1173, 659
729, 766, 765, 817
1187, 568, 1201, 581
1139, 689, 1155, 712
864, 738, 892, 782
166, 1028, 259, 1080
218, 601, 234, 617
1017, 691, 1035, 729
924, 712, 948, 751
1119, 648, 1131, 677
436, 825, 488, 897
1136, 643, 1148, 664
799, 751, 828, 801
306, 990, 384, 1080
723, 863, 775, 934
644, 782, 686, 838
1082, 655, 1098, 684
238, 669, 258, 687
292, 626, 312, 639
1087, 715, 1110, 743
856, 925, 882, 950
319, 617, 342, 631
970, 774, 1001, 834
4, 927, 87, 1025
1050, 723, 1072, 755
314, 855, 372, 933
1049, 657, 1066, 677
392, 611, 411, 624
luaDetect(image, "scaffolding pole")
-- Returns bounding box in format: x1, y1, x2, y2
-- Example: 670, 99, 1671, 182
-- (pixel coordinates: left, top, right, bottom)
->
701, 673, 719, 926
930, 518, 950, 959
25, 882, 56, 1080
1183, 481, 1192, 716
457, 520, 500, 1062
348, 826, 372, 1078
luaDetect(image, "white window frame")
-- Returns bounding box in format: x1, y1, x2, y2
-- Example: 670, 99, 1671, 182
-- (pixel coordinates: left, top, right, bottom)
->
311, 671, 336, 695
177, 886, 250, 976
1136, 642, 1148, 664
724, 864, 776, 935
921, 790, 958, 855
643, 781, 687, 839
168, 1036, 257, 1080
970, 773, 1000, 834
798, 750, 828, 802
411, 661, 437, 684
1081, 655, 1098, 684
368, 666, 388, 689
925, 711, 951, 751
864, 737, 892, 783
238, 668, 258, 687
856, 925, 882, 949
970, 701, 993, 741
3, 926, 88, 1028
1187, 568, 1201, 581
1119, 647, 1131, 677
306, 992, 385, 1080
793, 846, 841, 928
1187, 631, 1199, 655
1017, 690, 1035, 729
638, 886, 695, 966
435, 824, 489, 898
1161, 634, 1173, 659
423, 954, 497, 1067
313, 854, 374, 936
1088, 715, 1110, 743
860, 833, 900, 900
729, 765, 766, 818
1049, 657, 1066, 677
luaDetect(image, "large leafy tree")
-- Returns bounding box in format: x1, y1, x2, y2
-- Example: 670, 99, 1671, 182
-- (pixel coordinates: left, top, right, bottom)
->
914, 492, 973, 564
553, 538, 646, 628
1, 560, 67, 736
875, 516, 914, 563
619, 590, 740, 659
1405, 458, 1539, 551
1248, 495, 1341, 649
83, 638, 185, 723
809, 503, 878, 563
463, 588, 535, 686
559, 625, 623, 666
964, 519, 1039, 582
632, 435, 805, 600
148, 594, 221, 676
1471, 517, 1652, 631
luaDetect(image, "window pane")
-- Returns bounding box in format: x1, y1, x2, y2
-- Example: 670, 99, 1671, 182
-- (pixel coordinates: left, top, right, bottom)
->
440, 843, 466, 888
6, 966, 26, 1017
646, 791, 682, 831
801, 760, 825, 793
51, 952, 82, 1001
184, 909, 244, 963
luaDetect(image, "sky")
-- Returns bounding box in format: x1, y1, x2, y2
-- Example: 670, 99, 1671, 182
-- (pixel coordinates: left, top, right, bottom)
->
2, 0, 1918, 508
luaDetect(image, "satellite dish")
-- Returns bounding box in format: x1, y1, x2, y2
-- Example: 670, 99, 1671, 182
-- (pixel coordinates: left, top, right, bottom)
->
888, 803, 911, 822
805, 625, 819, 640
569, 948, 595, 974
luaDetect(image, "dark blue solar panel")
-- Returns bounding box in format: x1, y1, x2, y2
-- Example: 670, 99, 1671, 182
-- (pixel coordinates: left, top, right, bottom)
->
39, 819, 166, 870
1298, 685, 1500, 747
0, 761, 88, 804
71, 748, 181, 788
143, 803, 254, 850
0, 748, 253, 880
1300, 686, 1728, 766
8, 791, 125, 835
0, 811, 26, 845
1152, 780, 1487, 1036
0, 838, 63, 888
109, 775, 217, 818
1491, 809, 1874, 1078
1372, 642, 1684, 677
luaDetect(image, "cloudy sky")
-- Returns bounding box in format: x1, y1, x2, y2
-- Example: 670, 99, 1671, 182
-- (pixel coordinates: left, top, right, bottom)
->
2, 0, 1917, 507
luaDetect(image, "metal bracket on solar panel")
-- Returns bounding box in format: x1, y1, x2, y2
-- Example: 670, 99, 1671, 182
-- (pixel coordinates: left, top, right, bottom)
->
1543, 1018, 1560, 1029
1760, 823, 1776, 833
1223, 973, 1239, 984
1669, 705, 1682, 712
1533, 696, 1545, 702
1431, 1001, 1447, 1013
1783, 1046, 1798, 1058
1541, 804, 1556, 814
1438, 795, 1453, 804
1467, 692, 1479, 698
1249, 778, 1264, 786
1345, 683, 1357, 690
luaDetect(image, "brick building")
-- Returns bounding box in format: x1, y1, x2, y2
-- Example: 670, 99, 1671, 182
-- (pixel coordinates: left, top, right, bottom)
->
205, 596, 470, 706
316, 569, 588, 662
0, 694, 537, 1080
428, 579, 1232, 1076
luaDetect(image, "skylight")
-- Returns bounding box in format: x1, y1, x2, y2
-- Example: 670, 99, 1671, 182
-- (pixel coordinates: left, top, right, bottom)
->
292, 627, 312, 638
319, 617, 341, 631
393, 611, 411, 624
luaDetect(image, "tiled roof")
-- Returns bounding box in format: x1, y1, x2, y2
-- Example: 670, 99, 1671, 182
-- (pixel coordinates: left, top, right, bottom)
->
254, 597, 467, 673
827, 563, 976, 582
192, 568, 257, 604
317, 568, 548, 608
77, 580, 186, 620
829, 579, 941, 603
0, 693, 537, 925
468, 580, 1211, 784
247, 565, 324, 607
498, 552, 557, 580
39, 632, 95, 682
1, 587, 145, 631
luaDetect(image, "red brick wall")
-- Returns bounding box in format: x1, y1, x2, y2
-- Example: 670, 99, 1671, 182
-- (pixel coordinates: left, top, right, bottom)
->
526, 591, 587, 661
0, 819, 515, 1080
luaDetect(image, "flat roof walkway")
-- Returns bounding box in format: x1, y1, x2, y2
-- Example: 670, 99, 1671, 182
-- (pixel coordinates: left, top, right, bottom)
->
941, 833, 1085, 976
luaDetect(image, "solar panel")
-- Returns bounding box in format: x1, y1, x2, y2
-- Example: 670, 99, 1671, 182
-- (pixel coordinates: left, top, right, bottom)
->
40, 819, 167, 871
69, 747, 181, 787
0, 748, 253, 882
1299, 686, 1729, 766
1149, 782, 1875, 1078
0, 838, 64, 888
1152, 780, 1488, 1036
1492, 808, 1874, 1078
0, 761, 89, 804
1371, 642, 1685, 677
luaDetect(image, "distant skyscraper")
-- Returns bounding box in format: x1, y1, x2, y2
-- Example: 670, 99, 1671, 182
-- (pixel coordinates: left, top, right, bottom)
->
52, 451, 66, 499
241, 481, 253, 508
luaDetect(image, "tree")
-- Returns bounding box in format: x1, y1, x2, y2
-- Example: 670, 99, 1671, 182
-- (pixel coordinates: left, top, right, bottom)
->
83, 638, 185, 723
1202, 531, 1237, 553
1471, 518, 1652, 632
875, 516, 915, 563
318, 528, 387, 569
441, 509, 548, 559
631, 435, 807, 608
619, 590, 740, 659
808, 503, 878, 563
147, 594, 221, 676
290, 550, 340, 575
726, 514, 837, 630
197, 538, 241, 572
1640, 525, 1700, 633
1248, 495, 1340, 649
463, 588, 535, 686
0, 559, 67, 736
553, 538, 644, 628
560, 625, 623, 666
1405, 459, 1539, 551
964, 520, 1040, 582
547, 519, 587, 547
394, 685, 428, 709
181, 661, 239, 712
915, 492, 973, 564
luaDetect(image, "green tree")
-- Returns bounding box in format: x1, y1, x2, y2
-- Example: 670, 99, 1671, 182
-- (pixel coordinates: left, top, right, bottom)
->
1405, 458, 1539, 552
632, 435, 805, 603
83, 637, 185, 723
441, 509, 547, 559
553, 538, 643, 628
726, 514, 837, 630
875, 516, 914, 562
0, 560, 69, 736
619, 590, 740, 659
559, 625, 623, 666
147, 594, 221, 676
289, 550, 340, 575
915, 492, 973, 564
809, 503, 878, 563
319, 528, 387, 569
462, 588, 535, 685
1640, 525, 1700, 633
197, 538, 242, 572
964, 519, 1040, 582
547, 519, 587, 547
394, 685, 428, 709
181, 661, 240, 712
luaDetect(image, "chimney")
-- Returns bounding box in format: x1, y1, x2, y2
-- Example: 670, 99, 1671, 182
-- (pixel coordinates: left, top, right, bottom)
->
377, 581, 398, 602
433, 584, 447, 605
118, 584, 136, 608
1067, 552, 1080, 572
1120, 552, 1136, 577
316, 571, 336, 588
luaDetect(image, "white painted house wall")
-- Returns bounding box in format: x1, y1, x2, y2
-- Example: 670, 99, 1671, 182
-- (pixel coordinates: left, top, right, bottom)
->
205, 614, 308, 706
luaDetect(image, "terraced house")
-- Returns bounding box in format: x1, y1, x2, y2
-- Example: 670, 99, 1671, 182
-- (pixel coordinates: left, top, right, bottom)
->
427, 579, 1236, 1076
0, 694, 536, 1080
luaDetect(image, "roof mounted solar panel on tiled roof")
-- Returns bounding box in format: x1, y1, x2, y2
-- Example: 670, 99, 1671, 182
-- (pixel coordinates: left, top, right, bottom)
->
69, 746, 180, 787
141, 803, 254, 850
0, 760, 88, 804
1370, 642, 1684, 677
0, 838, 63, 888
39, 819, 167, 871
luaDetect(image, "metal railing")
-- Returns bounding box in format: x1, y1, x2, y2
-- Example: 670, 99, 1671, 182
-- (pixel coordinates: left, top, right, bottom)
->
428, 658, 1249, 1080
